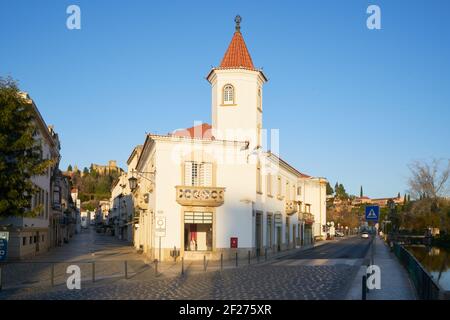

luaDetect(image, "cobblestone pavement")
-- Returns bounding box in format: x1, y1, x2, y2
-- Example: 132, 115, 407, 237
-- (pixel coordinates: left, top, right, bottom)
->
0, 263, 358, 300
0, 234, 366, 300
1, 227, 148, 289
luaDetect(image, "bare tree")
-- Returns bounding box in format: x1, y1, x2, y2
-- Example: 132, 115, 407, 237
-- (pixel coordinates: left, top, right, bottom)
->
407, 159, 450, 199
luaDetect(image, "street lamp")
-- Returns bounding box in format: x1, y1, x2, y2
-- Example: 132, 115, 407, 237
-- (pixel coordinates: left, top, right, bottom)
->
128, 176, 138, 191
128, 169, 156, 191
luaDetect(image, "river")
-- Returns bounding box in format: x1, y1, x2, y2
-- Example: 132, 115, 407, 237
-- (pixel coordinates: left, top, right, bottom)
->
405, 245, 450, 291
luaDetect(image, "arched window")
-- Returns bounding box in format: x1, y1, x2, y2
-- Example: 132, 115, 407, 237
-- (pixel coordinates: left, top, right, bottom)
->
223, 84, 234, 105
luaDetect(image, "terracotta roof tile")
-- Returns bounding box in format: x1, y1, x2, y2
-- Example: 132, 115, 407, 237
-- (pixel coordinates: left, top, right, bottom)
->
220, 31, 255, 70
172, 123, 214, 139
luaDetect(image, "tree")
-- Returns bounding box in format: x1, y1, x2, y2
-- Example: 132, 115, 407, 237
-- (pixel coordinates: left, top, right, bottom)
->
408, 159, 450, 199
83, 167, 89, 175
360, 185, 363, 198
0, 77, 52, 217
67, 164, 73, 172
335, 183, 349, 199
326, 182, 334, 195
403, 193, 407, 204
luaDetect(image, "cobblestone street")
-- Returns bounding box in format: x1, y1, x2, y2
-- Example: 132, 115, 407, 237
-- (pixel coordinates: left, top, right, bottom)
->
0, 235, 367, 300
0, 263, 358, 300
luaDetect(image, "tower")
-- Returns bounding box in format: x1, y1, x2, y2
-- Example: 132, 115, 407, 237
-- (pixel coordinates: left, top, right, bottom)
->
207, 16, 268, 150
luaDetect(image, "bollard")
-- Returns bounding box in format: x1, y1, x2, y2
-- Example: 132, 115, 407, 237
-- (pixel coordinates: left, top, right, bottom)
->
154, 259, 158, 276
203, 255, 207, 272
265, 248, 267, 261
248, 251, 251, 265
362, 275, 367, 300
235, 252, 238, 267
181, 257, 184, 275
51, 264, 55, 286
124, 261, 128, 279
220, 253, 223, 271
92, 262, 96, 283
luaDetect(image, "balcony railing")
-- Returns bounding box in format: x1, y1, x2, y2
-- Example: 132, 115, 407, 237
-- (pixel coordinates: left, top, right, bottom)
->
303, 212, 315, 224
285, 200, 297, 215
176, 186, 225, 207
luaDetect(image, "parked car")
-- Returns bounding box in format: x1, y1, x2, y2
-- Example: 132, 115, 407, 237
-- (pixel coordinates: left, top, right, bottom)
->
335, 231, 345, 237
361, 232, 369, 239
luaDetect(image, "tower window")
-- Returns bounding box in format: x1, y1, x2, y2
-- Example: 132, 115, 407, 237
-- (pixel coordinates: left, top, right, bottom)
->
257, 87, 262, 111
223, 84, 235, 105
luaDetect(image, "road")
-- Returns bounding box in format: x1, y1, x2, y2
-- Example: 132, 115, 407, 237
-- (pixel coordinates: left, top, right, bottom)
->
287, 236, 371, 260
0, 236, 372, 300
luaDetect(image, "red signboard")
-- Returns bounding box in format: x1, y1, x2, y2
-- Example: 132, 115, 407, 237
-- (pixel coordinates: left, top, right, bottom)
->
230, 237, 238, 249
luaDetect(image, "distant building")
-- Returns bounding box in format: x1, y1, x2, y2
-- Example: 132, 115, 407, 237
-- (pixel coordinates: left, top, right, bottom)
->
349, 194, 405, 207
91, 160, 123, 175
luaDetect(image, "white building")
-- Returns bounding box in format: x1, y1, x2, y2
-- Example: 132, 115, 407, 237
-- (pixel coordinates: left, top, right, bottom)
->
1, 93, 60, 259
128, 17, 327, 261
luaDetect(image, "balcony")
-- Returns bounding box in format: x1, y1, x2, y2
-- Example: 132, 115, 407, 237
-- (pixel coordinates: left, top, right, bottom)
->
302, 212, 315, 224
285, 200, 297, 215
176, 186, 225, 207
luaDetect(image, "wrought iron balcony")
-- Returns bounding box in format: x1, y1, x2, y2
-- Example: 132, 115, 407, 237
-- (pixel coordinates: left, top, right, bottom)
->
285, 200, 298, 215
176, 186, 225, 207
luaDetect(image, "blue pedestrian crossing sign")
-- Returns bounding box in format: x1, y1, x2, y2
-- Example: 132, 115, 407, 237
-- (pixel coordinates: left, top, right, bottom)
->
365, 205, 380, 221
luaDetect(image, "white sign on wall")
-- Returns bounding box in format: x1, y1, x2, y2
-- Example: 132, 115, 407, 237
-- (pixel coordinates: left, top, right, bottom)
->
155, 214, 166, 237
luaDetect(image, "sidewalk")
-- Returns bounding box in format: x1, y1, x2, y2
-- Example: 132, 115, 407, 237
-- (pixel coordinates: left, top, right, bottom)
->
345, 235, 417, 300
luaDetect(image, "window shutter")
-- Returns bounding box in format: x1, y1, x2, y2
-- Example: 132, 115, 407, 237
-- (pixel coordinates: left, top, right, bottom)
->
184, 162, 193, 186
200, 163, 212, 187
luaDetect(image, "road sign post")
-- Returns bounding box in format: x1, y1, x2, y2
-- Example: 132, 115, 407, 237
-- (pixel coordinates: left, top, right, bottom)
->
155, 214, 166, 262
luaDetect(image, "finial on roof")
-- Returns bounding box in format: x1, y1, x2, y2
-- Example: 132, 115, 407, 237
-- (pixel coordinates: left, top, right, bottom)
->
235, 15, 241, 32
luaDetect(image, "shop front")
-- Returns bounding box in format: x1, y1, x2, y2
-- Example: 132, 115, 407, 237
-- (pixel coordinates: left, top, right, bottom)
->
183, 211, 213, 252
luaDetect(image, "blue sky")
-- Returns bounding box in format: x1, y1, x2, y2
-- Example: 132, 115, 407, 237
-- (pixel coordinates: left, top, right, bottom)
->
1, 0, 449, 198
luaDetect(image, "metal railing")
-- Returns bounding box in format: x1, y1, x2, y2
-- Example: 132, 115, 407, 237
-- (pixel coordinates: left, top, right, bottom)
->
0, 260, 151, 291
392, 242, 440, 300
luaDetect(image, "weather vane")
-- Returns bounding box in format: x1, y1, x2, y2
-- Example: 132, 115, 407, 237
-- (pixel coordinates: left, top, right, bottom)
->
235, 15, 242, 32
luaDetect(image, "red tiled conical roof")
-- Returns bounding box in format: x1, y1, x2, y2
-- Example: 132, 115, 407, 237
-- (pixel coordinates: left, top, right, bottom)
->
219, 31, 255, 70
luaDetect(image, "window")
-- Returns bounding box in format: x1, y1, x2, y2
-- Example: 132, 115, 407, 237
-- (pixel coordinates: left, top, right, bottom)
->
257, 87, 262, 111
277, 176, 282, 198
23, 237, 26, 246
266, 213, 273, 247
286, 181, 290, 200
29, 236, 32, 244
223, 84, 234, 105
256, 162, 262, 194
297, 186, 302, 196
266, 173, 272, 196
42, 235, 45, 242
184, 162, 212, 187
